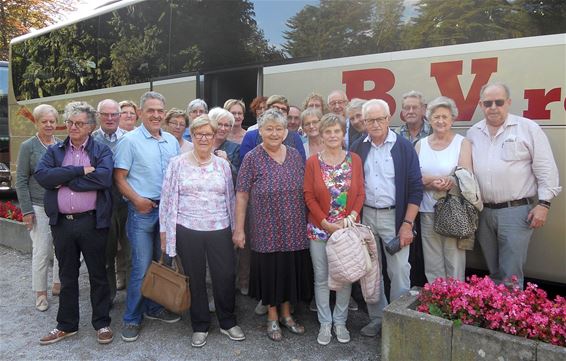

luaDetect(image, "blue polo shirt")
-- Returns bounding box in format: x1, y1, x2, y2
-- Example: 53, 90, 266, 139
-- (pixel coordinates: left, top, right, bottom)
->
114, 124, 179, 200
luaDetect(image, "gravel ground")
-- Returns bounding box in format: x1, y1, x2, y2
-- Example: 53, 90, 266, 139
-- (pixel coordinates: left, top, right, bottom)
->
0, 246, 380, 360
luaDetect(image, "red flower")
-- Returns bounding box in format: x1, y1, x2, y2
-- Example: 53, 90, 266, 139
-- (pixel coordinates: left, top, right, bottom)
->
0, 201, 24, 222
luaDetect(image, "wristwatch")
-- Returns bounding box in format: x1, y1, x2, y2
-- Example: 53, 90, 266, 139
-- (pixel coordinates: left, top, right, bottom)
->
402, 219, 414, 227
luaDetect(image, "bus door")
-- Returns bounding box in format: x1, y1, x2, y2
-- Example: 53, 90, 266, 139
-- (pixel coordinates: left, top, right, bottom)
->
200, 66, 262, 128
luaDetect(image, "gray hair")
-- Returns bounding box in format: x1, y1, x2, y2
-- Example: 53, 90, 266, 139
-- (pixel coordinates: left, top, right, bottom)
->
327, 90, 348, 105
190, 114, 218, 135
480, 82, 511, 99
187, 98, 208, 113
208, 107, 235, 127
300, 107, 322, 124
401, 90, 425, 105
32, 104, 59, 122
319, 113, 345, 134
63, 101, 97, 125
362, 99, 391, 118
426, 96, 459, 119
346, 98, 366, 114
257, 108, 287, 129
97, 99, 119, 112
140, 91, 166, 110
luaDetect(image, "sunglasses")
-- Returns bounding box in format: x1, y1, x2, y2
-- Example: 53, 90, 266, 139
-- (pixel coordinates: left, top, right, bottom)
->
482, 99, 505, 107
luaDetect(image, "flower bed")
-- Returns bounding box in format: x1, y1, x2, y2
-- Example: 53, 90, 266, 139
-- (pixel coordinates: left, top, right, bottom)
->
382, 284, 566, 361
418, 276, 565, 347
0, 201, 23, 222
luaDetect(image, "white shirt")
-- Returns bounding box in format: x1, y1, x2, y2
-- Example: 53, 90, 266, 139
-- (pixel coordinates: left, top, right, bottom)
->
466, 113, 561, 203
363, 129, 397, 208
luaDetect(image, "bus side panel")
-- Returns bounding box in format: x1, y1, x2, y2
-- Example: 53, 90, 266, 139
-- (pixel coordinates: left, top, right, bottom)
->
264, 38, 565, 284
152, 77, 196, 112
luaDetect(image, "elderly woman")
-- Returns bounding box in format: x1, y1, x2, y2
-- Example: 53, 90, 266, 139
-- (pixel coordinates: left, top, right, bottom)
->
302, 92, 326, 113
415, 96, 473, 282
183, 98, 208, 141
233, 109, 312, 341
163, 108, 193, 153
15, 104, 61, 311
208, 107, 241, 180
250, 96, 267, 120
301, 108, 323, 157
223, 99, 247, 144
160, 115, 244, 348
118, 100, 138, 131
304, 113, 365, 345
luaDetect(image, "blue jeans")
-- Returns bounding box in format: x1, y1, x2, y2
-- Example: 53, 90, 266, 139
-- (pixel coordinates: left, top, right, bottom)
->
122, 204, 163, 325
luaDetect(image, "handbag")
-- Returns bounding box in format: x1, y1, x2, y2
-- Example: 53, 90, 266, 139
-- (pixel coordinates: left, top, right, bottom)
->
141, 254, 190, 314
433, 171, 479, 239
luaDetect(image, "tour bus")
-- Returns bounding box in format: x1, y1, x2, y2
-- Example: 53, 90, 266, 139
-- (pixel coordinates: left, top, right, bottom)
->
7, 0, 565, 286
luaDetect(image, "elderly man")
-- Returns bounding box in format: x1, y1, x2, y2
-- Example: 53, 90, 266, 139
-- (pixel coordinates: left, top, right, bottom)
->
287, 105, 302, 134
114, 91, 180, 342
397, 90, 432, 145
35, 101, 114, 345
183, 98, 208, 140
351, 99, 423, 337
327, 90, 348, 118
92, 99, 129, 301
344, 98, 366, 150
467, 82, 561, 288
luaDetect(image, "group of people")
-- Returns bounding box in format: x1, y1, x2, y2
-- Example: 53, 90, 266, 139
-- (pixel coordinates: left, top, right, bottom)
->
15, 81, 561, 348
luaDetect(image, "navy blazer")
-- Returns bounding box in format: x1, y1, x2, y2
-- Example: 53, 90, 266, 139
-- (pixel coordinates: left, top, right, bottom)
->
34, 136, 114, 229
239, 129, 307, 164
350, 132, 423, 233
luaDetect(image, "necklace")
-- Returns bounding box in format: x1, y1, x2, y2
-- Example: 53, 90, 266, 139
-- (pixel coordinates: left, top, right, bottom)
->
36, 133, 55, 149
191, 150, 212, 166
320, 150, 345, 166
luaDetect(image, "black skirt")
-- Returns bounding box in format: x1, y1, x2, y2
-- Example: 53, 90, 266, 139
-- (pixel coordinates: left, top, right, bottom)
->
249, 249, 313, 307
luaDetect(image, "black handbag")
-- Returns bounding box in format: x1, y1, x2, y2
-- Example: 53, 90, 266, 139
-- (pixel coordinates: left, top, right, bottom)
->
433, 173, 479, 239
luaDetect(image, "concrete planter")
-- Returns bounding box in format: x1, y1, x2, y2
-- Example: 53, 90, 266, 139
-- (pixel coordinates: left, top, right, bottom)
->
0, 218, 32, 253
382, 287, 566, 361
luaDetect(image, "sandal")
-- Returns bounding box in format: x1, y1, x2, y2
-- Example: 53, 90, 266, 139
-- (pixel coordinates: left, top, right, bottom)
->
266, 320, 282, 341
279, 316, 305, 335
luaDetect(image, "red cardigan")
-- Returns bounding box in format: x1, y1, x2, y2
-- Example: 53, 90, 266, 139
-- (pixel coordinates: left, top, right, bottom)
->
304, 152, 365, 228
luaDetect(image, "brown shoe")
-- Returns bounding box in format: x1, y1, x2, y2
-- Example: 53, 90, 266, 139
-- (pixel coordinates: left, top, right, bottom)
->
97, 326, 113, 344
39, 328, 77, 345
52, 283, 61, 296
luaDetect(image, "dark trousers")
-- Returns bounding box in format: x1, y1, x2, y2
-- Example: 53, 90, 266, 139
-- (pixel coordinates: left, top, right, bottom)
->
105, 202, 130, 301
176, 225, 236, 332
52, 214, 111, 332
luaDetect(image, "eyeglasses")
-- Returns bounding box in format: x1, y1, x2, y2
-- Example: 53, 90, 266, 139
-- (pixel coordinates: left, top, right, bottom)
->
193, 133, 215, 140
482, 99, 505, 107
65, 120, 89, 128
217, 123, 232, 129
270, 105, 287, 113
121, 111, 136, 118
98, 112, 120, 118
303, 120, 320, 128
364, 117, 388, 125
262, 127, 286, 134
402, 105, 421, 112
168, 121, 186, 128
329, 100, 347, 107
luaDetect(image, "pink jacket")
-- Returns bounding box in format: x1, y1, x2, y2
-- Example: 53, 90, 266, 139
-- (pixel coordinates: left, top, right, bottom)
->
326, 224, 381, 304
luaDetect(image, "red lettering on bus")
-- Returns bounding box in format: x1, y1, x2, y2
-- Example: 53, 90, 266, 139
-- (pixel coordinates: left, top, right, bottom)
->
342, 68, 396, 114
523, 88, 561, 120
430, 58, 498, 121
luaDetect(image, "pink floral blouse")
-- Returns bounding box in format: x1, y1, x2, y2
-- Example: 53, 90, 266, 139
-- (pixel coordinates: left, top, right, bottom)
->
159, 154, 235, 256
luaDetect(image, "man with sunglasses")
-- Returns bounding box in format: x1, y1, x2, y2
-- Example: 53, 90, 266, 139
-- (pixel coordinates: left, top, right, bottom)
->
467, 82, 561, 289
35, 101, 114, 345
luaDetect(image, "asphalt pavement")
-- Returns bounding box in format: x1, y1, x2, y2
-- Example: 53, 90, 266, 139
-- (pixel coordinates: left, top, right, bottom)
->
0, 246, 380, 360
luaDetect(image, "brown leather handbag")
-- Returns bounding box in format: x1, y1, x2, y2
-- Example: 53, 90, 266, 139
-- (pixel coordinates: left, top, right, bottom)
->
141, 254, 190, 314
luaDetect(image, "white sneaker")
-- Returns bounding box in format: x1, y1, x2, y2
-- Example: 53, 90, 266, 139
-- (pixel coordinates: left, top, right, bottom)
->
317, 324, 332, 345
333, 324, 351, 343
35, 295, 48, 312
191, 332, 208, 347
348, 297, 358, 311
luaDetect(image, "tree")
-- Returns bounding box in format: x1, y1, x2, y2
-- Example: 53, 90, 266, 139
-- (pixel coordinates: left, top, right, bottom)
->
372, 0, 405, 52
0, 0, 77, 60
